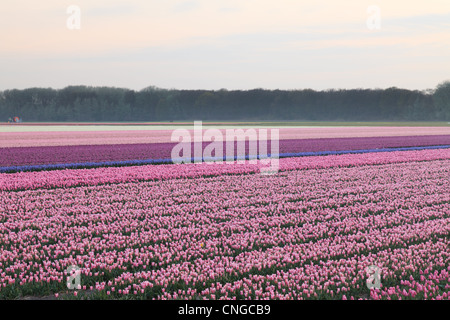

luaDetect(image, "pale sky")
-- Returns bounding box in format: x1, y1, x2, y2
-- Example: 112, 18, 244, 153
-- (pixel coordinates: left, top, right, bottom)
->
1, 0, 450, 91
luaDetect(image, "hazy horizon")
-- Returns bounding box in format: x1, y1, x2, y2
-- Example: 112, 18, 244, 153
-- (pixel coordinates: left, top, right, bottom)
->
0, 83, 444, 92
2, 1, 450, 91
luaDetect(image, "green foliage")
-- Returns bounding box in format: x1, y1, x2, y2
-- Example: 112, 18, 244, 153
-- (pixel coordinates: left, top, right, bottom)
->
0, 83, 448, 122
433, 80, 450, 120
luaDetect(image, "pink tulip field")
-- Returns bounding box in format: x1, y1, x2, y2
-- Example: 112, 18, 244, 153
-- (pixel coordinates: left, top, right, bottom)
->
2, 126, 449, 148
0, 127, 449, 300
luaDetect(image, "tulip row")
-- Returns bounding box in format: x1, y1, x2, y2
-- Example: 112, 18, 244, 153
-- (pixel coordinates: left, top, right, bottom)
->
0, 155, 449, 299
1, 148, 449, 192
1, 135, 449, 169
2, 127, 450, 148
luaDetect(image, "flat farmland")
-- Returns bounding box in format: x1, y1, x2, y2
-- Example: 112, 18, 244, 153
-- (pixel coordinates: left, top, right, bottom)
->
0, 123, 449, 300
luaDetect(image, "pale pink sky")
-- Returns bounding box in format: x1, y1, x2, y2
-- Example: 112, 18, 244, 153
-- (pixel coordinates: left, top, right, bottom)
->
1, 0, 450, 90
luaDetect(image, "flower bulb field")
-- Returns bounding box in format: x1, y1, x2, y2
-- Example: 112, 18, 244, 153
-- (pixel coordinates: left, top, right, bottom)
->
0, 123, 449, 300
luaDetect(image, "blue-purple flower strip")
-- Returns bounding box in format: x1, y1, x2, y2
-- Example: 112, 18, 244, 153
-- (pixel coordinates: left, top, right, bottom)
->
1, 145, 449, 173
1, 135, 450, 168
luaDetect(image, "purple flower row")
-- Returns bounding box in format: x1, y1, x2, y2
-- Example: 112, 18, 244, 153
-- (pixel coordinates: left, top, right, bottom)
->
1, 135, 449, 168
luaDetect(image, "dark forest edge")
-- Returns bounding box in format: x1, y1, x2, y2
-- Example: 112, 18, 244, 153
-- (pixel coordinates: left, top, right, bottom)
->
1, 81, 449, 122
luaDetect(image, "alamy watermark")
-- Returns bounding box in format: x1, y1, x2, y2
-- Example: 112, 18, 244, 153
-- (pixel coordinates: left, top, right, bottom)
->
66, 265, 81, 290
366, 265, 382, 290
67, 5, 81, 30
366, 5, 381, 30
171, 121, 279, 175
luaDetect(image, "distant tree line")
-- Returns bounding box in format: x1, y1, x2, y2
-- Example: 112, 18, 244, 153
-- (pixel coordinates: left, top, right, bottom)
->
1, 82, 449, 122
